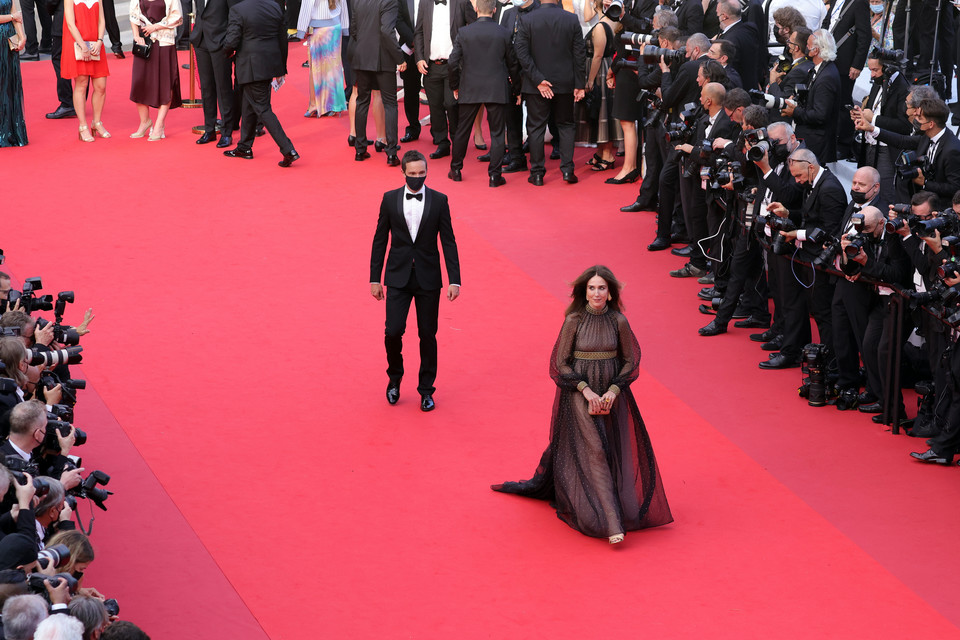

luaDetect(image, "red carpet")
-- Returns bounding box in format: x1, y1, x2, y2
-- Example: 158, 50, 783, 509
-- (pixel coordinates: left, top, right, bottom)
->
5, 49, 960, 638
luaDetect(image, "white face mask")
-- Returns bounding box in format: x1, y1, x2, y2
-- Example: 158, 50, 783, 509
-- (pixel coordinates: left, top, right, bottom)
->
870, 3, 884, 12
511, 0, 524, 6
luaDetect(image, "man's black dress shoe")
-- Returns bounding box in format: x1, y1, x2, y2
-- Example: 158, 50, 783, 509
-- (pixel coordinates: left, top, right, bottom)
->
255, 124, 266, 137
216, 135, 233, 148
356, 150, 370, 161
45, 105, 76, 119
761, 335, 783, 351
477, 152, 491, 162
621, 199, 653, 213
502, 161, 527, 173
698, 303, 717, 315
196, 131, 217, 144
224, 147, 253, 159
347, 134, 356, 147
400, 131, 419, 143
759, 353, 800, 369
751, 328, 776, 343
528, 174, 544, 186
647, 237, 671, 251
734, 316, 770, 329
38, 45, 52, 54
420, 394, 435, 412
279, 149, 300, 167
858, 402, 883, 414
549, 147, 560, 160
489, 174, 506, 188
671, 245, 693, 258
430, 145, 451, 159
910, 448, 950, 464
386, 385, 400, 405
19, 53, 40, 61
698, 287, 717, 301
562, 171, 578, 184
448, 168, 462, 182
858, 391, 878, 405
112, 45, 125, 58
386, 154, 400, 166
699, 320, 727, 336
374, 139, 387, 153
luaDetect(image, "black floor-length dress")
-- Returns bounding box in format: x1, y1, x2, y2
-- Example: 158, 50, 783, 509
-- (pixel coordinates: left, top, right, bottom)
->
493, 305, 673, 538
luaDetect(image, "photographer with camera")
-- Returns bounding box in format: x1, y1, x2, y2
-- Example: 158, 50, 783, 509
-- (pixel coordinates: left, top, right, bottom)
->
828, 167, 886, 406
1, 402, 83, 496
838, 205, 913, 420
780, 29, 842, 164
821, 0, 871, 161
714, 0, 760, 90
761, 146, 847, 369
868, 97, 960, 211
852, 48, 911, 204
764, 26, 814, 122
656, 32, 711, 273
706, 39, 742, 88
669, 0, 704, 36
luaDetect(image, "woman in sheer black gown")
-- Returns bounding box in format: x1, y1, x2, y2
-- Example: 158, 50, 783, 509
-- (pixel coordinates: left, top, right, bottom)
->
492, 266, 672, 544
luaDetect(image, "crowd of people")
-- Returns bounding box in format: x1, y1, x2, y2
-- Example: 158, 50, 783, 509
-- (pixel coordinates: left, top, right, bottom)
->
0, 267, 152, 639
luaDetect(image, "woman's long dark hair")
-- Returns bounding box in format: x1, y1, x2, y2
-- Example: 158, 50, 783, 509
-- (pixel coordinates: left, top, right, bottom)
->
564, 265, 624, 316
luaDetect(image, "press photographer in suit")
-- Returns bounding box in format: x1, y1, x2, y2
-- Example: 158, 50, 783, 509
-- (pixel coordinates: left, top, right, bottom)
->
764, 26, 813, 123
514, 0, 585, 185
821, 0, 870, 160
191, 0, 238, 147
780, 29, 841, 165
714, 0, 759, 90
370, 150, 461, 412
448, 0, 521, 186
222, 0, 300, 167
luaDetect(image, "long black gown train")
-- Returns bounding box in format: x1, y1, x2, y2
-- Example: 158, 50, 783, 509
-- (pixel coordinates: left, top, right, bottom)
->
492, 305, 673, 538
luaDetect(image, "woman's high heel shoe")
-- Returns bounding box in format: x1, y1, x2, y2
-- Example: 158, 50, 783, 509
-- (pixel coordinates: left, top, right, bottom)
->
130, 119, 153, 138
147, 126, 165, 141
374, 139, 386, 153
591, 158, 616, 172
608, 533, 624, 545
304, 109, 318, 118
605, 168, 641, 184
92, 121, 111, 138
585, 152, 603, 167
78, 125, 94, 143
347, 135, 356, 147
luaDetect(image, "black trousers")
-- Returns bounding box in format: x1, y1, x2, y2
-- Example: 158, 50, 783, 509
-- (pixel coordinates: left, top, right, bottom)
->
836, 67, 855, 155
929, 336, 960, 459
101, 0, 121, 48
706, 196, 735, 284
765, 245, 787, 336
637, 122, 662, 212
656, 128, 680, 240
195, 45, 236, 133
341, 35, 353, 96
401, 53, 421, 136
21, 0, 52, 55
423, 61, 457, 147
862, 295, 907, 411
285, 0, 301, 29
679, 167, 709, 270
237, 80, 293, 154
384, 269, 441, 396
831, 278, 876, 391
524, 91, 575, 175
779, 260, 836, 360
452, 102, 506, 175
355, 69, 399, 155
50, 5, 72, 108
715, 229, 770, 325
505, 98, 525, 162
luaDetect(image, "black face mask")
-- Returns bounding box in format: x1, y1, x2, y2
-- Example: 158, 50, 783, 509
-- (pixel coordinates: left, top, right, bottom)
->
850, 189, 869, 205
405, 175, 426, 192
912, 120, 923, 135
72, 570, 84, 580
770, 142, 789, 166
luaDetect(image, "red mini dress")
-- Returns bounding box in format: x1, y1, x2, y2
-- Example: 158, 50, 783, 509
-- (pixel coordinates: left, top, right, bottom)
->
61, 0, 110, 79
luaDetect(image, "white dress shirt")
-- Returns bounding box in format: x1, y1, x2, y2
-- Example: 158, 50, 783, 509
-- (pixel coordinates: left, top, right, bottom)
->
404, 186, 426, 241
430, 1, 453, 60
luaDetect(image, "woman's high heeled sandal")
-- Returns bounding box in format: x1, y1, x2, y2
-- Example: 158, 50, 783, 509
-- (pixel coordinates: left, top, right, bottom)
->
78, 125, 94, 143
608, 533, 624, 544
93, 121, 111, 138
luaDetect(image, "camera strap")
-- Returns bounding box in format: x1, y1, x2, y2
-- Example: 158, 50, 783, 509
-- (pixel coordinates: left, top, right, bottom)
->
834, 26, 856, 50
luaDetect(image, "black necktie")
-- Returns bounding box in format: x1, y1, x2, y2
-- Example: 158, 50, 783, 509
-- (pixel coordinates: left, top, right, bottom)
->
406, 192, 423, 201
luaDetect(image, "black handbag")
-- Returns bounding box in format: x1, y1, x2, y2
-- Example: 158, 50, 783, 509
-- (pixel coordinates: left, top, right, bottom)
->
132, 31, 152, 60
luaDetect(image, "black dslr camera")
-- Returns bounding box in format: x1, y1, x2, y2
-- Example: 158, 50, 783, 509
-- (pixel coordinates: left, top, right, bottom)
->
909, 210, 960, 238
4, 456, 50, 498
885, 203, 916, 233
896, 150, 927, 180
43, 420, 87, 454
744, 128, 771, 162
19, 278, 53, 314
808, 228, 841, 268
641, 44, 685, 65
64, 467, 112, 511
620, 30, 659, 48
798, 343, 831, 407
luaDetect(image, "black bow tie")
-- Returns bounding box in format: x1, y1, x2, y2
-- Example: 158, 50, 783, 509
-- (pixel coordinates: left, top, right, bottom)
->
435, 0, 446, 5
406, 192, 423, 200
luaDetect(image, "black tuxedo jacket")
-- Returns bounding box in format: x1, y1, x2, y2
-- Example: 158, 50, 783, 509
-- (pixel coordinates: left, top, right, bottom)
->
674, 0, 704, 35
767, 58, 814, 99
723, 65, 742, 89
822, 0, 870, 74
796, 168, 847, 261
718, 20, 760, 90
449, 17, 520, 103
514, 2, 585, 94
619, 0, 657, 33
190, 0, 231, 50
223, 0, 287, 83
793, 60, 841, 162
661, 54, 706, 120
862, 73, 911, 135
350, 0, 405, 71
370, 187, 461, 290
397, 0, 416, 50
414, 0, 476, 63
876, 127, 960, 209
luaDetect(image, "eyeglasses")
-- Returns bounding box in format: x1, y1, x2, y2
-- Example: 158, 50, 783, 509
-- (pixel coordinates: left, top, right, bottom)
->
787, 159, 810, 165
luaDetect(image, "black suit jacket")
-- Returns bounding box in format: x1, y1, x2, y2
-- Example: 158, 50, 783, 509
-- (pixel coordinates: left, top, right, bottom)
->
793, 60, 841, 162
674, 0, 704, 35
876, 127, 960, 210
397, 0, 416, 50
223, 0, 287, 83
449, 17, 520, 103
862, 72, 911, 135
370, 187, 461, 290
514, 2, 585, 94
797, 168, 848, 261
718, 20, 760, 90
350, 0, 405, 71
415, 0, 476, 62
660, 54, 705, 121
190, 0, 231, 50
723, 64, 742, 89
822, 0, 870, 74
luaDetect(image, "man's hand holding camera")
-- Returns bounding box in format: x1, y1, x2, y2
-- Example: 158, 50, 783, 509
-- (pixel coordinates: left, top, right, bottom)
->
840, 234, 868, 265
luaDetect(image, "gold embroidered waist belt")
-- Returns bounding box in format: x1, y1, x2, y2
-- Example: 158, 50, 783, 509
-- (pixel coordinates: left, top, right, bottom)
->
573, 350, 617, 360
